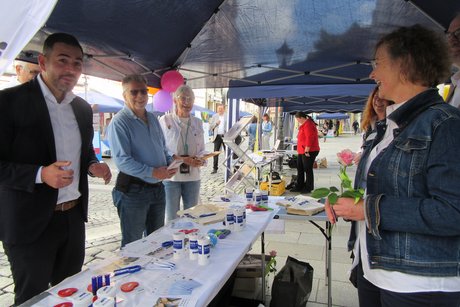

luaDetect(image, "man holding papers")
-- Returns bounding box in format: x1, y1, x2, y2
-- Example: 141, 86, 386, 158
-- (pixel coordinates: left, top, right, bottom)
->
108, 74, 177, 247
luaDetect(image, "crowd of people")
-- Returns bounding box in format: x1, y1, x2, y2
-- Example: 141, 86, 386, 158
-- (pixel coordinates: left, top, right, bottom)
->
1, 12, 460, 306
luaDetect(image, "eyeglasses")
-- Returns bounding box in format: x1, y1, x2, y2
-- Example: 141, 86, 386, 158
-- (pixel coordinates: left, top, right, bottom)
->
446, 28, 460, 41
177, 96, 193, 102
128, 89, 148, 96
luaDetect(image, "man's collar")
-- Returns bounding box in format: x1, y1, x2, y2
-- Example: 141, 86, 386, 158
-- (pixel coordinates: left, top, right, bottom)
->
37, 74, 75, 105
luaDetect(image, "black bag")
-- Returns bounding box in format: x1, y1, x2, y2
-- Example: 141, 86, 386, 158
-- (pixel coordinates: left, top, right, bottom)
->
270, 256, 314, 307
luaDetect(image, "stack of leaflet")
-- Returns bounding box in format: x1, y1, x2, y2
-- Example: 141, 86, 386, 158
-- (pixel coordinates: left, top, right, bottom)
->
276, 195, 324, 216
177, 204, 226, 225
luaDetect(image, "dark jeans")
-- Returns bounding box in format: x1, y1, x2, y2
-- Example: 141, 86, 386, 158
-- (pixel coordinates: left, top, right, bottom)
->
112, 183, 165, 247
3, 205, 85, 306
357, 262, 460, 307
213, 134, 225, 170
296, 151, 319, 192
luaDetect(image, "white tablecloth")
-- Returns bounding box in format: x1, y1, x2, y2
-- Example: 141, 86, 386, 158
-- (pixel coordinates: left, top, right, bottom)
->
29, 202, 276, 307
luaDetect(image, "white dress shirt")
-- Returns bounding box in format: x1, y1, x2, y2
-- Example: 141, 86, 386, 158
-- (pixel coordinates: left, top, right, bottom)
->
448, 71, 460, 108
37, 74, 82, 204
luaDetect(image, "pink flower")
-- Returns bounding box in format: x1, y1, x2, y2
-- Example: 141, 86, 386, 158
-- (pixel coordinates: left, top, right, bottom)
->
269, 250, 277, 257
337, 149, 356, 166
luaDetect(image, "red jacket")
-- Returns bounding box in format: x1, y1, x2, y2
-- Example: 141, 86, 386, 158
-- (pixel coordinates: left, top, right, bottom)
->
297, 119, 320, 154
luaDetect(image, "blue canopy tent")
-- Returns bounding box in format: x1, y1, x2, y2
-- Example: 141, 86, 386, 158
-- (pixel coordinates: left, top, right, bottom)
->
76, 90, 124, 113
19, 0, 458, 99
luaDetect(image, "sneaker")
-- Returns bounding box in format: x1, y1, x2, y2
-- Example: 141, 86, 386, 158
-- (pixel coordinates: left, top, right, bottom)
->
211, 169, 218, 174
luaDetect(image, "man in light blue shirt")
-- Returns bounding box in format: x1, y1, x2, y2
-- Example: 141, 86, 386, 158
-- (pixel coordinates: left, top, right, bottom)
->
108, 74, 177, 247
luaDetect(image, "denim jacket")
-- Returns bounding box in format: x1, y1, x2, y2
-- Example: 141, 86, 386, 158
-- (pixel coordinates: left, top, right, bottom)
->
365, 89, 460, 277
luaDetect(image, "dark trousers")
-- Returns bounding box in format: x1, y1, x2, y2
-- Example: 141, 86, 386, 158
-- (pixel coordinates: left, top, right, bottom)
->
357, 261, 460, 307
2, 205, 85, 306
213, 134, 225, 170
296, 151, 319, 192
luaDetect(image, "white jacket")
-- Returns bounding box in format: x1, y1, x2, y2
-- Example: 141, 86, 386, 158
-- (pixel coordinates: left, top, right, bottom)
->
159, 112, 206, 181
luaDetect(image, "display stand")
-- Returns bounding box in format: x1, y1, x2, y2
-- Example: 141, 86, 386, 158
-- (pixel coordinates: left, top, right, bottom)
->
222, 116, 256, 194
223, 116, 283, 195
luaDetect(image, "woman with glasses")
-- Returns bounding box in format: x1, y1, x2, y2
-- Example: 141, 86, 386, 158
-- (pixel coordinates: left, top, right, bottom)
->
159, 85, 206, 222
326, 25, 460, 306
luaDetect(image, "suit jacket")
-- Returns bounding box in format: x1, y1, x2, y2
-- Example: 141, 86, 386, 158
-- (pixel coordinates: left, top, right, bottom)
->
209, 113, 226, 142
0, 78, 98, 244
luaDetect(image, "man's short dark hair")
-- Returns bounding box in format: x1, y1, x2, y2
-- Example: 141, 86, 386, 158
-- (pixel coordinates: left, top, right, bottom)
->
43, 33, 83, 56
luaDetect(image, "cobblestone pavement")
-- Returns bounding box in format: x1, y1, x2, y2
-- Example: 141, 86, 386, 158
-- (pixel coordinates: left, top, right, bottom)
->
0, 135, 361, 306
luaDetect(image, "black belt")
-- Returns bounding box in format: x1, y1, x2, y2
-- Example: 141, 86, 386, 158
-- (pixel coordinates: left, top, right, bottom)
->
115, 171, 162, 192
130, 177, 163, 188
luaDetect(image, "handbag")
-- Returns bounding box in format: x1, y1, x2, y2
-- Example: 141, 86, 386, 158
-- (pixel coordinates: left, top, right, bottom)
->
270, 256, 314, 307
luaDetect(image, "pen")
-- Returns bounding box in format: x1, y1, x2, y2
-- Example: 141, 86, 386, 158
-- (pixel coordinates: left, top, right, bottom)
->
199, 213, 217, 218
113, 265, 142, 276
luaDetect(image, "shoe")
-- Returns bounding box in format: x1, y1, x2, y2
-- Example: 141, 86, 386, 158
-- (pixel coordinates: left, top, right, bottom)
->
290, 187, 303, 192
301, 189, 312, 194
211, 169, 218, 174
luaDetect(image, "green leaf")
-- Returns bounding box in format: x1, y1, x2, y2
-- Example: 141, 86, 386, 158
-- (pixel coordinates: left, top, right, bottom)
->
358, 188, 365, 195
329, 186, 339, 192
311, 188, 330, 198
328, 193, 338, 204
341, 190, 357, 198
354, 196, 361, 204
342, 178, 352, 189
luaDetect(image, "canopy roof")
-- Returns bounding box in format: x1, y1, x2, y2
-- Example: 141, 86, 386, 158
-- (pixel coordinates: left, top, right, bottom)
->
14, 0, 460, 111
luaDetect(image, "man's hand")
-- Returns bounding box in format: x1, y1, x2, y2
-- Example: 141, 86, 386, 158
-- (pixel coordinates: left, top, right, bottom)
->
152, 166, 177, 180
41, 161, 74, 189
89, 163, 112, 184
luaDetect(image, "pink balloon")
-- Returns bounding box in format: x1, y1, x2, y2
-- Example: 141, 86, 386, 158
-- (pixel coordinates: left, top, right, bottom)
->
153, 90, 173, 112
161, 70, 184, 92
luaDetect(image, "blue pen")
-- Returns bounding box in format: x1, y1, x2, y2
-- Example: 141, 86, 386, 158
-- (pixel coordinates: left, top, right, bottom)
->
104, 273, 110, 286
199, 212, 217, 218
91, 276, 97, 295
113, 265, 142, 276
97, 275, 103, 290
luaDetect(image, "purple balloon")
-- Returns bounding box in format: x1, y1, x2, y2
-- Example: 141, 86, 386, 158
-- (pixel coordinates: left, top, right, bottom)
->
153, 90, 173, 112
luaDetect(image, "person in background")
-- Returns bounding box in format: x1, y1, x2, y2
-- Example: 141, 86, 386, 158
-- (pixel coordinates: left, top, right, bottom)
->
326, 25, 460, 306
0, 33, 111, 305
159, 85, 205, 222
335, 119, 340, 136
247, 116, 258, 151
446, 12, 460, 107
261, 113, 272, 150
209, 104, 226, 174
352, 120, 359, 135
108, 74, 177, 247
321, 121, 328, 142
0, 51, 40, 90
291, 112, 319, 193
360, 87, 394, 144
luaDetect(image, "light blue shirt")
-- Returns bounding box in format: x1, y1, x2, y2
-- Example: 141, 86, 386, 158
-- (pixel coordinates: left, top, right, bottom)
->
108, 107, 172, 183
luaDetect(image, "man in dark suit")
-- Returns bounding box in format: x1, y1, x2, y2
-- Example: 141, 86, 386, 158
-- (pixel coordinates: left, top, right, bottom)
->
0, 33, 111, 305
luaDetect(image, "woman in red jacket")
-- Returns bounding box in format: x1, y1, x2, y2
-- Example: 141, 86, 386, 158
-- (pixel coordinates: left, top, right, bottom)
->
292, 112, 320, 193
